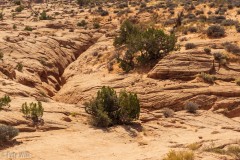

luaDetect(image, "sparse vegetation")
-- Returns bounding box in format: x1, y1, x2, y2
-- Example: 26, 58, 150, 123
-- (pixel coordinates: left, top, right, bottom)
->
77, 20, 87, 27
0, 12, 4, 20
0, 95, 11, 110
39, 11, 53, 20
163, 108, 174, 118
16, 62, 23, 72
185, 43, 196, 50
199, 72, 216, 84
223, 42, 240, 55
236, 78, 240, 86
15, 5, 24, 12
204, 48, 211, 54
204, 143, 240, 158
207, 25, 225, 38
0, 124, 19, 143
84, 86, 140, 127
187, 143, 201, 151
213, 52, 227, 66
114, 20, 176, 72
185, 101, 199, 114
24, 26, 33, 31
93, 22, 100, 29
163, 150, 194, 160
0, 52, 3, 60
21, 101, 44, 123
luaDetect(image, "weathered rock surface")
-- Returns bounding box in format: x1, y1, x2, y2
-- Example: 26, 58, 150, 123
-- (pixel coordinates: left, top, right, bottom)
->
148, 50, 214, 80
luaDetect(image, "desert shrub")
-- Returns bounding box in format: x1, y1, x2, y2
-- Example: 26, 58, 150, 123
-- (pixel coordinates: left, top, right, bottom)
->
0, 52, 3, 60
185, 101, 199, 114
207, 16, 226, 24
198, 15, 207, 22
213, 52, 226, 61
0, 95, 11, 110
223, 42, 240, 55
163, 150, 194, 160
118, 90, 140, 123
213, 52, 227, 65
39, 11, 52, 20
77, 0, 91, 6
93, 22, 100, 29
16, 62, 23, 72
221, 19, 237, 26
21, 101, 44, 122
100, 10, 109, 16
199, 72, 216, 84
227, 146, 240, 158
236, 25, 240, 33
185, 43, 196, 50
0, 12, 4, 20
237, 10, 240, 15
0, 124, 19, 143
207, 25, 225, 38
187, 142, 201, 151
77, 20, 87, 27
188, 26, 197, 33
24, 26, 33, 31
204, 48, 211, 54
14, 0, 21, 5
15, 5, 24, 12
114, 20, 176, 72
163, 108, 174, 118
13, 24, 17, 30
236, 79, 240, 86
84, 86, 140, 127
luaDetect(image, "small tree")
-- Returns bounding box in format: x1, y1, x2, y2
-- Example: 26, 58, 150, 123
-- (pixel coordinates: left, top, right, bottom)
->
21, 101, 44, 123
0, 95, 11, 110
114, 20, 176, 72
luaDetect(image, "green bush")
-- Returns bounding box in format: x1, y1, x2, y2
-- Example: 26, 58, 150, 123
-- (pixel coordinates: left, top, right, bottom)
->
21, 101, 44, 122
118, 90, 140, 123
199, 72, 216, 84
24, 26, 33, 31
93, 22, 100, 29
16, 62, 23, 72
15, 5, 24, 12
185, 43, 196, 50
114, 20, 176, 72
0, 95, 11, 110
85, 86, 140, 127
77, 20, 87, 27
0, 124, 19, 143
204, 48, 211, 54
39, 11, 53, 20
